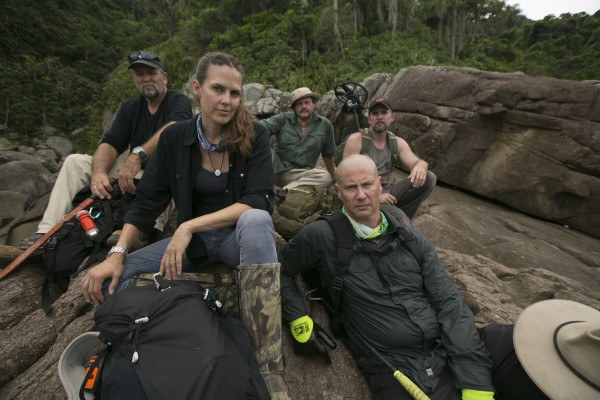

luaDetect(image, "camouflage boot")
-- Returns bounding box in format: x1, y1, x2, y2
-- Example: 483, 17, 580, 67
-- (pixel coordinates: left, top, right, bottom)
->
237, 263, 291, 400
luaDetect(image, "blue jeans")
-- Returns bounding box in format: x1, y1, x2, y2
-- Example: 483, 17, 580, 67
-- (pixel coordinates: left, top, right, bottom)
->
103, 209, 277, 297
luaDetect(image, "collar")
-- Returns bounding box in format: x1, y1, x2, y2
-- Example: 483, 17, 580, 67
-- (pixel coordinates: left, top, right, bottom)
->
183, 116, 199, 146
341, 206, 389, 240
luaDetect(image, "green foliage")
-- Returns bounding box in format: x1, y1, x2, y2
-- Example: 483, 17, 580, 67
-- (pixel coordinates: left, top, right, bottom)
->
2, 0, 599, 153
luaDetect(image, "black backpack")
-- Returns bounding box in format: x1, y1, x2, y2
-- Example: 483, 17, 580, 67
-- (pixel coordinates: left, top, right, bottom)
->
41, 184, 134, 314
84, 278, 269, 400
303, 211, 424, 337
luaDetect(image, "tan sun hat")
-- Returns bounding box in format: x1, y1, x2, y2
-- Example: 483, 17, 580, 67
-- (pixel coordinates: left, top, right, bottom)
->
514, 299, 600, 400
290, 87, 320, 108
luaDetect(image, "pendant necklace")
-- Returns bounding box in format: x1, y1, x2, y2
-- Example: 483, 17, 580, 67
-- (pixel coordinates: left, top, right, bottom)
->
207, 151, 225, 176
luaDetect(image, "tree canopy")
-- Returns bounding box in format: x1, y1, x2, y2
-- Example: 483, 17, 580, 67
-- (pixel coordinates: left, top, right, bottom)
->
1, 0, 598, 152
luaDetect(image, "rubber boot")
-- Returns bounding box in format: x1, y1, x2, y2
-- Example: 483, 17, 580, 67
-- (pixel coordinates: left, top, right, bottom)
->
237, 263, 291, 400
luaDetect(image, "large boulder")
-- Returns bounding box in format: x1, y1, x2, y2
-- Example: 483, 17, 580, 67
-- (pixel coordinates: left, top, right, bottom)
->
377, 66, 599, 237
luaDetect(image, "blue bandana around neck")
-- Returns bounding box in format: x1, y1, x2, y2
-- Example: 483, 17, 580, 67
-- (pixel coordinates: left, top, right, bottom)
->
341, 206, 389, 240
196, 114, 225, 152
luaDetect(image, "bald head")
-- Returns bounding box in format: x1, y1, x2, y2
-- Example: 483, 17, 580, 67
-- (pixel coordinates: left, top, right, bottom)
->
337, 154, 379, 185
335, 154, 382, 227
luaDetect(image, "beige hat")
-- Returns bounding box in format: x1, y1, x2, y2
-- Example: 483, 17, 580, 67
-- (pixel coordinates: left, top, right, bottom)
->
58, 331, 104, 399
514, 299, 600, 400
290, 87, 320, 107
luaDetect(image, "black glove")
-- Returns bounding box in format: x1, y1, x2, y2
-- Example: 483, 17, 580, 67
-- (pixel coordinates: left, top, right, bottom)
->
290, 315, 337, 364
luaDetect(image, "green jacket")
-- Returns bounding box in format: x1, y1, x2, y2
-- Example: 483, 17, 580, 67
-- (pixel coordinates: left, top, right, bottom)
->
279, 212, 494, 394
260, 111, 335, 174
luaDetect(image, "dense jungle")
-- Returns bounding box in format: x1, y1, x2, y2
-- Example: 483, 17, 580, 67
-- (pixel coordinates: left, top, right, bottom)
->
1, 0, 599, 154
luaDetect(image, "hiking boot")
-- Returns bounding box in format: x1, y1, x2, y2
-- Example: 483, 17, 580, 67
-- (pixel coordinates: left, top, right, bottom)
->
237, 263, 291, 400
12, 233, 45, 251
0, 244, 42, 268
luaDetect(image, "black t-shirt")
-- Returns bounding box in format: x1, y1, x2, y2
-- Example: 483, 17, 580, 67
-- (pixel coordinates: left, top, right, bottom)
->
100, 90, 192, 156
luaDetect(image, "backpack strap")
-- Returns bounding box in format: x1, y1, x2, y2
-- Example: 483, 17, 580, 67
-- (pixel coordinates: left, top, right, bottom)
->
360, 129, 402, 168
79, 343, 110, 400
392, 224, 425, 266
359, 128, 371, 155
386, 131, 402, 168
41, 219, 79, 314
318, 211, 355, 335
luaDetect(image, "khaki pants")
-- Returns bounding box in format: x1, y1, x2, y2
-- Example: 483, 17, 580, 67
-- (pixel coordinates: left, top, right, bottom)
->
275, 168, 332, 190
37, 152, 173, 234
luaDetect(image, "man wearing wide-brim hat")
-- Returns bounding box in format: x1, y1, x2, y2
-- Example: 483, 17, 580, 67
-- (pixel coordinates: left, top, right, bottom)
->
260, 87, 336, 190
514, 299, 600, 400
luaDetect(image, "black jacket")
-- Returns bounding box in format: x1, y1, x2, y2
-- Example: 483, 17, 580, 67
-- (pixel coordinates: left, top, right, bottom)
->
279, 211, 493, 393
124, 116, 274, 261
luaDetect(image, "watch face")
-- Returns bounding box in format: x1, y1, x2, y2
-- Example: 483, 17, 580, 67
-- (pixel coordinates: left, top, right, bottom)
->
133, 147, 148, 160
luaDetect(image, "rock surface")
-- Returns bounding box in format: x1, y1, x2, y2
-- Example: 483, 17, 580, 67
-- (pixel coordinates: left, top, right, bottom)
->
1, 67, 599, 399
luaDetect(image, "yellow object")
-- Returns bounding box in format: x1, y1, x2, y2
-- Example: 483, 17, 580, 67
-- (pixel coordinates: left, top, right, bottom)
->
393, 371, 431, 400
290, 315, 313, 343
462, 389, 495, 400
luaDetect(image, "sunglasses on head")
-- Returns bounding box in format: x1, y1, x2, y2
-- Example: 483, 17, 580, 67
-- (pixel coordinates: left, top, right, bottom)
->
128, 51, 160, 64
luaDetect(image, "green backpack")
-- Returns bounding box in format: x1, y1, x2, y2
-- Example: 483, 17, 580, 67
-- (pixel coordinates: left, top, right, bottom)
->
334, 128, 401, 168
271, 184, 334, 240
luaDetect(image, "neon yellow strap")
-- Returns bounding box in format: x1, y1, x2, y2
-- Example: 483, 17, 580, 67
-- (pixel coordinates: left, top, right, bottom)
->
290, 315, 313, 343
462, 389, 495, 400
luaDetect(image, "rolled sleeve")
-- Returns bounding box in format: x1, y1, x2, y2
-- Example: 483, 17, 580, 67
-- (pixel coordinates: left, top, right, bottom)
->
123, 125, 174, 232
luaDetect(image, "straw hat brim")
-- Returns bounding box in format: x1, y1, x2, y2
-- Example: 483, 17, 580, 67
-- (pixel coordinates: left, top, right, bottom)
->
514, 299, 600, 400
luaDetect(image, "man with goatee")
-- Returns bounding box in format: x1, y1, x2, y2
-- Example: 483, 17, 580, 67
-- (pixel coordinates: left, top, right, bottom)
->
14, 51, 192, 249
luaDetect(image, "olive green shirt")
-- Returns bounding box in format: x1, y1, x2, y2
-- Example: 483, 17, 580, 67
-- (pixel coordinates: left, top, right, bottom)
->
260, 111, 335, 174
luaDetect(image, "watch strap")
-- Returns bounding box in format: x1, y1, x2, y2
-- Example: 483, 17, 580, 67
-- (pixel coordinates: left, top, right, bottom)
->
108, 246, 129, 257
132, 146, 149, 162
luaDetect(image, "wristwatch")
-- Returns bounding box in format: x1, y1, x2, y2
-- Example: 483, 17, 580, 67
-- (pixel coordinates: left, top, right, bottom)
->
107, 246, 129, 257
131, 146, 149, 162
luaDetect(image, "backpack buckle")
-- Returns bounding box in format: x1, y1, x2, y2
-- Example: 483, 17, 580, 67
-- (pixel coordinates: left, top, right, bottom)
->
305, 287, 323, 301
46, 236, 58, 251
153, 273, 171, 291
331, 277, 344, 291
203, 288, 222, 312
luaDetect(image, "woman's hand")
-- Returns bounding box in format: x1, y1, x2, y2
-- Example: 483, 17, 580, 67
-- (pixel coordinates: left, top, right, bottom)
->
82, 254, 125, 304
160, 222, 192, 279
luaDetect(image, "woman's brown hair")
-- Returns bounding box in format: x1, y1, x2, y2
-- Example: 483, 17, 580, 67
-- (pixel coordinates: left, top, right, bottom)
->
195, 52, 255, 157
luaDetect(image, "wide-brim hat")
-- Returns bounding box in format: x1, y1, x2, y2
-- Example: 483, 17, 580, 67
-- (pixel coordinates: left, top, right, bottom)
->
514, 299, 600, 400
58, 331, 104, 400
290, 87, 320, 107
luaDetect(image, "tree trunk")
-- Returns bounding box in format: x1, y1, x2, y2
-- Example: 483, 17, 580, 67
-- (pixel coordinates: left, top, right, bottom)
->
437, 0, 446, 45
377, 0, 385, 23
334, 0, 345, 57
405, 0, 417, 34
450, 0, 458, 59
458, 8, 466, 55
388, 0, 398, 40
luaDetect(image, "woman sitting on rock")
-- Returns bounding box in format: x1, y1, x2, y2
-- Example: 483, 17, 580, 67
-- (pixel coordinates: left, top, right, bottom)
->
81, 52, 286, 396
82, 51, 275, 301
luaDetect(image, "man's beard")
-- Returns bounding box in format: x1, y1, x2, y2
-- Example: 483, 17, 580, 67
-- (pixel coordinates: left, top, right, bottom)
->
297, 111, 313, 122
372, 122, 388, 133
142, 86, 162, 100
